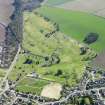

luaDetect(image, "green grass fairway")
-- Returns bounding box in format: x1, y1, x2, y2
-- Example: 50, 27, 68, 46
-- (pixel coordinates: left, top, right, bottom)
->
46, 0, 72, 5
37, 6, 105, 52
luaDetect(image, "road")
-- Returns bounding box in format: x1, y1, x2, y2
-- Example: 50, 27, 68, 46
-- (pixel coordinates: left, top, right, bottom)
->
0, 44, 21, 95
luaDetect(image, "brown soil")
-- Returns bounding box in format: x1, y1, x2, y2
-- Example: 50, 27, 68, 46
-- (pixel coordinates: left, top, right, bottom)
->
92, 51, 105, 68
0, 0, 15, 26
57, 0, 105, 18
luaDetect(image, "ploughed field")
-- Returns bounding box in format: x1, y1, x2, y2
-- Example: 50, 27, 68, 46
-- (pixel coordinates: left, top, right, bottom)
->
37, 6, 105, 52
46, 0, 72, 6
92, 51, 105, 69
57, 0, 105, 18
8, 11, 95, 95
0, 0, 15, 26
0, 0, 15, 84
0, 0, 15, 51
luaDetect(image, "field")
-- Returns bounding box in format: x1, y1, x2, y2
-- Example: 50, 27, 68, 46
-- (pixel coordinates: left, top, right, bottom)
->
37, 6, 105, 52
16, 78, 49, 95
0, 69, 6, 84
41, 83, 62, 99
57, 0, 105, 18
46, 0, 72, 6
0, 0, 15, 26
8, 11, 94, 96
92, 51, 105, 69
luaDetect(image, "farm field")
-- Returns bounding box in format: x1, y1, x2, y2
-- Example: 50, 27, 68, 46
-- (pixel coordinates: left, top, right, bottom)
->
92, 51, 105, 69
57, 0, 105, 18
37, 6, 105, 52
46, 0, 72, 6
8, 11, 95, 95
16, 78, 49, 95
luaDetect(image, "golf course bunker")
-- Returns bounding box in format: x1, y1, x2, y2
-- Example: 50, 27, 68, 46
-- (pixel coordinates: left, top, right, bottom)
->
41, 83, 62, 99
0, 0, 15, 26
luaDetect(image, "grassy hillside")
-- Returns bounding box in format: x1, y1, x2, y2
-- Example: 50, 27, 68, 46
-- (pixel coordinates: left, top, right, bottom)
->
37, 6, 105, 52
8, 11, 94, 95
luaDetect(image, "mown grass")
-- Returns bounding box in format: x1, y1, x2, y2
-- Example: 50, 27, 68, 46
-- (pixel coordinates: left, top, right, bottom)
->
37, 6, 105, 52
0, 69, 6, 77
16, 78, 49, 95
23, 12, 87, 86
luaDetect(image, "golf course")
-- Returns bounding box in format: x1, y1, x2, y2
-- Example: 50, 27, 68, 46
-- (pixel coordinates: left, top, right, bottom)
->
8, 11, 96, 95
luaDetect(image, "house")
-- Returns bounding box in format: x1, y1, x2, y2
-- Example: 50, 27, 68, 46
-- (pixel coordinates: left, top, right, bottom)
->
0, 0, 23, 68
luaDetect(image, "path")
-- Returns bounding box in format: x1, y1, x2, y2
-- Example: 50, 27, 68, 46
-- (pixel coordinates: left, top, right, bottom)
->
0, 44, 21, 95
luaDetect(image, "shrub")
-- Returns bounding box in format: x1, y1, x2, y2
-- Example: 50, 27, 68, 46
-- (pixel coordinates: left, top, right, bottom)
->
83, 33, 99, 44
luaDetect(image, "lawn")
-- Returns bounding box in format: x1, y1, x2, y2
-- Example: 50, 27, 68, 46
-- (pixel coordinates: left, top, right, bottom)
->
46, 0, 72, 6
37, 6, 105, 52
16, 78, 49, 95
22, 11, 88, 86
9, 11, 95, 95
0, 69, 6, 77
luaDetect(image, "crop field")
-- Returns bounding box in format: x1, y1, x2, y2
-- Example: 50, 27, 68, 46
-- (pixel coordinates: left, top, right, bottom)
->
37, 6, 105, 52
46, 0, 72, 6
16, 78, 49, 95
8, 11, 95, 95
92, 51, 105, 69
57, 0, 105, 18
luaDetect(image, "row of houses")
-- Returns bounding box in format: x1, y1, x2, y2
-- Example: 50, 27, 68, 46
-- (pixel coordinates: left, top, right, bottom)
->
0, 0, 23, 68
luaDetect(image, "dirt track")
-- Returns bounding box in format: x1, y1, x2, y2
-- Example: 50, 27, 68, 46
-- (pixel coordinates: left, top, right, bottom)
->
57, 0, 105, 18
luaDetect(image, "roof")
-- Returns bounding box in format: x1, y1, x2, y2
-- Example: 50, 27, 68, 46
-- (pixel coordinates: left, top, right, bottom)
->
0, 24, 6, 42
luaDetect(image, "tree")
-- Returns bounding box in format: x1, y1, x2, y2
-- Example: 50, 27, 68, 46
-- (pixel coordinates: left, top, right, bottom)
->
55, 69, 63, 76
83, 33, 99, 44
80, 96, 93, 105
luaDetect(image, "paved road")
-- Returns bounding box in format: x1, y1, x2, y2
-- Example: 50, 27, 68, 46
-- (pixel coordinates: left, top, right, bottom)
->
0, 44, 21, 95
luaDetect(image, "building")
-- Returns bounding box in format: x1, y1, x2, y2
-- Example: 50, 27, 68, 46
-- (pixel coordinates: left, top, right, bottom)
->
0, 0, 23, 68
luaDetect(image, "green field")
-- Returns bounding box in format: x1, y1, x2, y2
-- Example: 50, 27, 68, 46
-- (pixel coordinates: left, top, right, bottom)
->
16, 78, 49, 95
46, 0, 72, 5
0, 69, 6, 77
8, 11, 95, 95
37, 6, 105, 52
